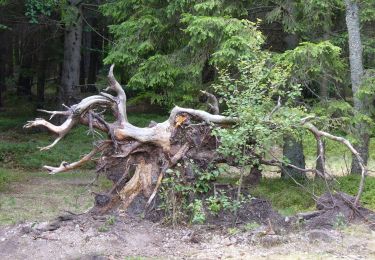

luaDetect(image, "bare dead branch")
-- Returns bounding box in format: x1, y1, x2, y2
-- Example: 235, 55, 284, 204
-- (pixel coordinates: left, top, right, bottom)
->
43, 141, 111, 174
37, 109, 71, 120
266, 96, 281, 120
105, 64, 127, 125
303, 122, 367, 206
24, 116, 78, 151
169, 106, 237, 125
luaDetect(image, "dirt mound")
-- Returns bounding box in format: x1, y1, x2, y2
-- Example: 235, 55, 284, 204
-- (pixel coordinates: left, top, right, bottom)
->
206, 197, 288, 230
304, 192, 375, 230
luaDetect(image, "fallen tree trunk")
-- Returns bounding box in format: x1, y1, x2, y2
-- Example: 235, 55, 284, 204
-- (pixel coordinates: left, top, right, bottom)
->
24, 65, 367, 216
25, 65, 239, 214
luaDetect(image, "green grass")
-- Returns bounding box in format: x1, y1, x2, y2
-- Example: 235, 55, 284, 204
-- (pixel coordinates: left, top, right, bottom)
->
0, 168, 111, 225
0, 106, 167, 169
0, 168, 27, 192
251, 175, 375, 215
302, 133, 375, 175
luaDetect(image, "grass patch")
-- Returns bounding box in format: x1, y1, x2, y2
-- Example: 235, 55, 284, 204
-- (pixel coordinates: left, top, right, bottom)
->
0, 110, 167, 169
0, 168, 110, 225
251, 178, 324, 215
251, 176, 375, 215
0, 168, 28, 192
337, 175, 375, 210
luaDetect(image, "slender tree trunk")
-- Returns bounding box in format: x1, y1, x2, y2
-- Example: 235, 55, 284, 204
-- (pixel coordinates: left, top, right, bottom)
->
0, 32, 5, 108
281, 136, 307, 180
87, 18, 99, 92
37, 52, 47, 108
81, 16, 92, 91
345, 0, 369, 174
316, 140, 326, 175
281, 33, 306, 180
17, 52, 33, 97
60, 2, 83, 105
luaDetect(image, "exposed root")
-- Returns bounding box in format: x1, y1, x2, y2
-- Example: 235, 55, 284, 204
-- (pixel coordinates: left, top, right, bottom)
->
23, 64, 368, 218
43, 141, 111, 174
118, 159, 153, 210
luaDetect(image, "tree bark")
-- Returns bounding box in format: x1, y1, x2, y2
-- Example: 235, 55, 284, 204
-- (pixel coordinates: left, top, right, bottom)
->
37, 52, 47, 108
282, 33, 307, 180
0, 32, 5, 108
17, 51, 33, 97
60, 2, 83, 106
345, 0, 369, 174
87, 18, 99, 92
315, 140, 326, 176
281, 136, 307, 180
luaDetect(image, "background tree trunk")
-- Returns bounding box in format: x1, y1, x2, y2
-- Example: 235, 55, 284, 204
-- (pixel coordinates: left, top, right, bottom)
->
281, 136, 307, 180
36, 51, 47, 108
60, 2, 83, 105
0, 32, 5, 108
17, 51, 33, 97
87, 18, 100, 92
282, 33, 307, 180
345, 0, 369, 174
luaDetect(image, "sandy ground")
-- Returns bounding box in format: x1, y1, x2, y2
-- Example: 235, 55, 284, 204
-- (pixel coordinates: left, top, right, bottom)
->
0, 213, 375, 260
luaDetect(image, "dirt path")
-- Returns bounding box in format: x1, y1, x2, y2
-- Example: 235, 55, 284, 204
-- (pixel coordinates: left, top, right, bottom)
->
1, 171, 375, 259
0, 213, 375, 259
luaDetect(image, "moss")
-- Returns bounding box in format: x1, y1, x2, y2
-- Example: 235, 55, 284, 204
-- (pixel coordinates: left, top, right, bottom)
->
251, 178, 324, 215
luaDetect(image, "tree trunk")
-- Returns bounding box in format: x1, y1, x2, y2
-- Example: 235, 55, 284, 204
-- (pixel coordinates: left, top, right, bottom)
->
60, 2, 83, 106
345, 0, 369, 174
282, 33, 307, 180
87, 18, 99, 92
24, 65, 368, 214
281, 136, 307, 180
17, 51, 33, 97
0, 32, 5, 108
37, 52, 47, 108
316, 140, 326, 176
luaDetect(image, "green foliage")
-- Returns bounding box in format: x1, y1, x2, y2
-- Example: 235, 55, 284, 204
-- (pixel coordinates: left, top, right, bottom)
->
195, 167, 220, 193
265, 0, 344, 38
252, 178, 323, 215
244, 221, 260, 231
276, 41, 346, 86
101, 0, 264, 106
158, 163, 247, 224
188, 199, 206, 224
213, 53, 306, 165
251, 176, 375, 215
206, 191, 246, 214
336, 175, 375, 210
333, 212, 347, 230
25, 0, 58, 23
158, 168, 192, 225
106, 215, 116, 225
98, 224, 110, 232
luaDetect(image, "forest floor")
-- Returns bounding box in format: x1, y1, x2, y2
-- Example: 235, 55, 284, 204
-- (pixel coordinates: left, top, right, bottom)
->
0, 171, 375, 260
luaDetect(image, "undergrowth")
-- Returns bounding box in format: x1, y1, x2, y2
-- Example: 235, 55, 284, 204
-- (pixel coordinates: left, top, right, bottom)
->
252, 175, 375, 215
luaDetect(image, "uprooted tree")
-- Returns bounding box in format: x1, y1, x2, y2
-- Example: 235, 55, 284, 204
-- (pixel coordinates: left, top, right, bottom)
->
24, 64, 367, 216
